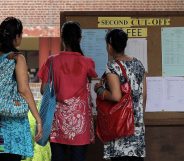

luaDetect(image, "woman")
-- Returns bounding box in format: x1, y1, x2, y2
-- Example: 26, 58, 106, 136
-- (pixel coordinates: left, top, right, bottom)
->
38, 21, 98, 161
0, 17, 42, 161
94, 29, 147, 161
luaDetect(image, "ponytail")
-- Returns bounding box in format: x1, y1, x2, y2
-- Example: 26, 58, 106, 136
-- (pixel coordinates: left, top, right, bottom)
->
70, 40, 84, 56
62, 21, 84, 56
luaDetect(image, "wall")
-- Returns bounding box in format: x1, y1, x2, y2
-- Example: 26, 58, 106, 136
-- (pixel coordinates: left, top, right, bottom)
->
0, 0, 183, 37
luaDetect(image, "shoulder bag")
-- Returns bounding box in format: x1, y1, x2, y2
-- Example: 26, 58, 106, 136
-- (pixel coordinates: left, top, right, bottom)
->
0, 53, 29, 117
96, 60, 135, 143
37, 59, 56, 146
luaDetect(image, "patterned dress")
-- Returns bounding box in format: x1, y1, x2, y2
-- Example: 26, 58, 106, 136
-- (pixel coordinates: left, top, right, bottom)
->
0, 116, 33, 157
103, 58, 145, 159
0, 54, 33, 157
49, 83, 95, 145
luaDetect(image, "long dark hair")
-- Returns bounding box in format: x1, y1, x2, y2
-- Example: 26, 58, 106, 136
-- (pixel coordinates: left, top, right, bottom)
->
105, 29, 128, 53
0, 17, 23, 53
61, 21, 84, 55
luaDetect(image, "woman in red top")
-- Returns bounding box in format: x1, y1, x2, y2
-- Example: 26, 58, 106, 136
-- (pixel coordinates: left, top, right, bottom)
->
38, 21, 98, 161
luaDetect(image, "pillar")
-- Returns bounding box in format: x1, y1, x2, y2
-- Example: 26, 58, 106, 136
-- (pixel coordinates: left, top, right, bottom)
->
39, 37, 50, 68
50, 37, 61, 55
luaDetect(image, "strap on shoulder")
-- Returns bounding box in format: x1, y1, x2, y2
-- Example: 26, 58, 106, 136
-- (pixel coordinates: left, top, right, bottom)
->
115, 60, 128, 80
0, 52, 19, 60
7, 52, 19, 60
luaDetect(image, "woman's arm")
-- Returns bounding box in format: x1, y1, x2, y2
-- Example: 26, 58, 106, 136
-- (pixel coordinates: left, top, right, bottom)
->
95, 73, 122, 102
15, 54, 42, 142
87, 59, 98, 79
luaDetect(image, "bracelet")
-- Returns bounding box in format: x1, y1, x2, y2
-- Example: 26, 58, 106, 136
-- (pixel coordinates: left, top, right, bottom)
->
96, 86, 105, 95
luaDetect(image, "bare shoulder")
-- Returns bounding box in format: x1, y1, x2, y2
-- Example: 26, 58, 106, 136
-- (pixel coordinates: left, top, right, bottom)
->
15, 54, 27, 70
16, 53, 26, 62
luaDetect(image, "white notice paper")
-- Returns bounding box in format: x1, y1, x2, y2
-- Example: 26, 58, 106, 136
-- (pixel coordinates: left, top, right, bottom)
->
163, 77, 184, 111
81, 29, 108, 77
125, 38, 148, 71
146, 77, 164, 112
146, 77, 184, 112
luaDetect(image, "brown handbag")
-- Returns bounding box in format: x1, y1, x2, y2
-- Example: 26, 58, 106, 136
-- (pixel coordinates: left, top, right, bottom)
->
96, 60, 135, 143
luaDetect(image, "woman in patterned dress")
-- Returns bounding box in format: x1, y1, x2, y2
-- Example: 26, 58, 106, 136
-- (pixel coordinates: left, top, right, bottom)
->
94, 29, 147, 161
0, 17, 42, 161
38, 21, 98, 161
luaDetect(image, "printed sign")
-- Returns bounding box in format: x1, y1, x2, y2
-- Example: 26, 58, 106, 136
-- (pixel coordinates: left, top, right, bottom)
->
98, 17, 170, 28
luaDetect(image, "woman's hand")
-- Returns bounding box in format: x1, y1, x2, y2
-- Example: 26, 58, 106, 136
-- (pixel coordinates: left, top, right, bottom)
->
94, 82, 103, 93
94, 82, 106, 101
35, 123, 43, 142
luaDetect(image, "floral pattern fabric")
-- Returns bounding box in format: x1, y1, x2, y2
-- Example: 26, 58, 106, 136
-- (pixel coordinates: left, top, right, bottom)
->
0, 54, 33, 157
0, 116, 33, 157
103, 58, 145, 159
50, 84, 94, 145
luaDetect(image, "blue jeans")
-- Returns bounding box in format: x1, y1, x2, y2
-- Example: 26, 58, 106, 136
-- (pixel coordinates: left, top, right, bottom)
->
50, 143, 88, 161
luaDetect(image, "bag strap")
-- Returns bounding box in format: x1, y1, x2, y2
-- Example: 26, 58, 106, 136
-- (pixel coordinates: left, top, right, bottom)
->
0, 53, 9, 59
48, 57, 55, 95
48, 59, 54, 83
0, 52, 13, 63
116, 60, 128, 81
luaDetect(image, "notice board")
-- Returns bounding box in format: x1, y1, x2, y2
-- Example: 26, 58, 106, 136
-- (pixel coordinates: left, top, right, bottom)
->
60, 11, 184, 125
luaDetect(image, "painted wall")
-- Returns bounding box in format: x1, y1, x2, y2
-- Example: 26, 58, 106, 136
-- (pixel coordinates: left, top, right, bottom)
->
0, 0, 183, 37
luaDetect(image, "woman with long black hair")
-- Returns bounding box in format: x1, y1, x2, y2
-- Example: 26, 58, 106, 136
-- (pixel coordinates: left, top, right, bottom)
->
0, 17, 42, 161
38, 21, 98, 161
